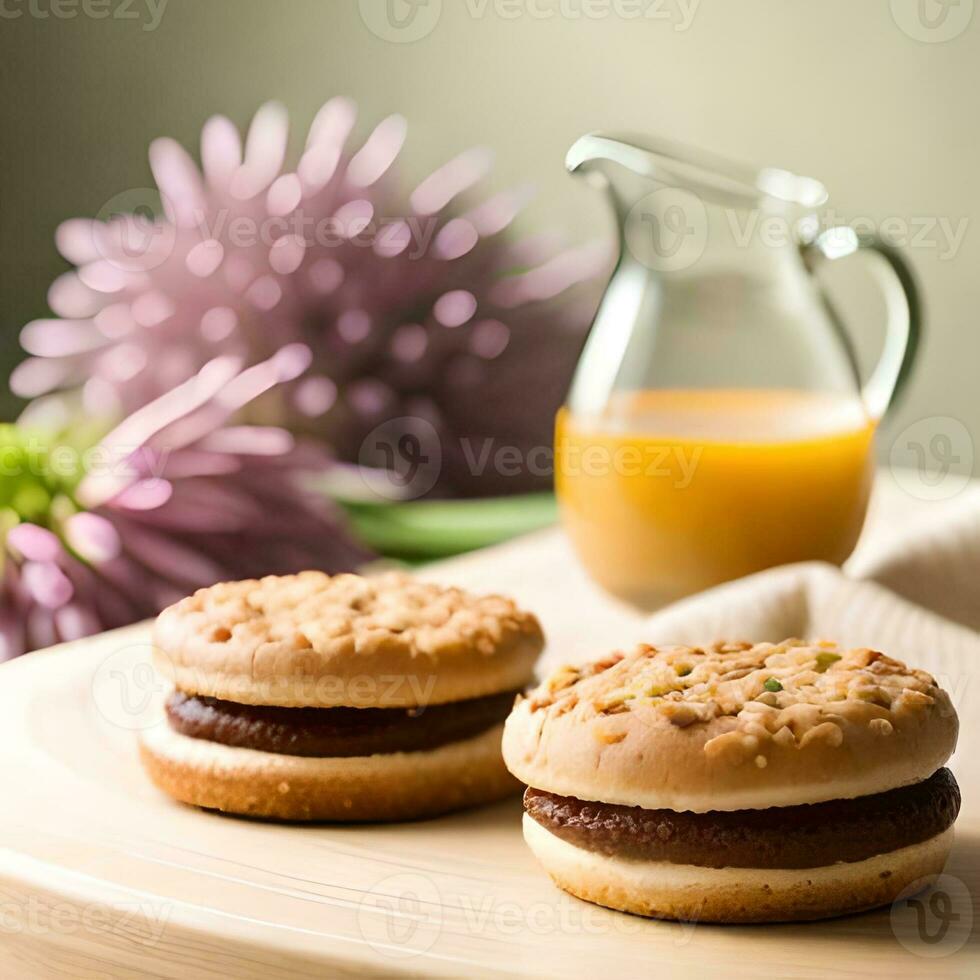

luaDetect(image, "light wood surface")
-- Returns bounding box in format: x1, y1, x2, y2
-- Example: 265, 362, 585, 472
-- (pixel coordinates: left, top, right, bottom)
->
0, 474, 978, 978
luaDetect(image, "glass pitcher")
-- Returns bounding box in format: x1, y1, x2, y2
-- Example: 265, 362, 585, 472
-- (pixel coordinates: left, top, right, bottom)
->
556, 133, 921, 607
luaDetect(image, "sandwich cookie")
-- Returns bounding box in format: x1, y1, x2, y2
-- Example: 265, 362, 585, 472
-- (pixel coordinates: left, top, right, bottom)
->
140, 571, 543, 820
503, 640, 959, 922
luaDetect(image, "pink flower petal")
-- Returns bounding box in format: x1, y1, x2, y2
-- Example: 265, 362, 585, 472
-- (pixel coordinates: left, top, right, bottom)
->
308, 258, 344, 294
373, 219, 411, 258
200, 307, 238, 342
22, 561, 74, 609
63, 512, 122, 563
434, 218, 479, 260
201, 114, 242, 188
434, 290, 477, 328
82, 377, 123, 419
245, 275, 282, 310
464, 185, 535, 236
149, 137, 207, 229
306, 96, 357, 149
269, 234, 306, 275
298, 143, 341, 194
94, 304, 135, 339
214, 346, 310, 411
111, 479, 173, 510
410, 147, 494, 216
47, 272, 102, 318
185, 239, 225, 277
131, 291, 176, 327
0, 608, 25, 662
199, 426, 294, 456
20, 319, 106, 357
9, 357, 74, 397
334, 199, 374, 238
55, 218, 101, 264
266, 173, 302, 217
27, 607, 58, 651
492, 240, 609, 307
337, 310, 371, 344
96, 214, 174, 272
347, 114, 407, 188
470, 319, 511, 359
8, 524, 63, 563
293, 376, 337, 417
97, 344, 147, 383
392, 323, 427, 362
348, 379, 394, 417
54, 604, 101, 643
271, 343, 313, 381
85, 356, 242, 481
224, 255, 257, 292
145, 448, 240, 478
230, 101, 289, 200
77, 260, 130, 293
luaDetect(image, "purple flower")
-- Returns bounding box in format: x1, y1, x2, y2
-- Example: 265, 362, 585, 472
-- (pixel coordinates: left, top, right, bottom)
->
14, 99, 605, 496
0, 353, 370, 659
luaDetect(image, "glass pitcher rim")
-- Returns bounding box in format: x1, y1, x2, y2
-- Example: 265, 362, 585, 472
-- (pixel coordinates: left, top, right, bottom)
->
566, 132, 829, 211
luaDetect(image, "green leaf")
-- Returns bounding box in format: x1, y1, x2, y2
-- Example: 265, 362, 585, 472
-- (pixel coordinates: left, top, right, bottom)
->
340, 494, 558, 561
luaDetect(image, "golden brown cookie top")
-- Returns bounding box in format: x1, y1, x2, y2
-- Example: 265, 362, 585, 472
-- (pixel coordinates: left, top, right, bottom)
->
154, 571, 544, 708
503, 640, 957, 812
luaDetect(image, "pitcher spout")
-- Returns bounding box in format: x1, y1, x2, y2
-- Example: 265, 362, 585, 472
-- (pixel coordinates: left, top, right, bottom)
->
566, 131, 826, 212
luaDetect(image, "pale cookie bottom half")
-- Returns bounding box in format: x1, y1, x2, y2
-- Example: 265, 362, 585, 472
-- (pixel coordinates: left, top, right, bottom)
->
523, 813, 954, 923
139, 722, 518, 822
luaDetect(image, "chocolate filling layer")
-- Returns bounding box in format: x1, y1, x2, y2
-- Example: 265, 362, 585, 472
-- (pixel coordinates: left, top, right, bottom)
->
524, 768, 960, 869
166, 690, 518, 757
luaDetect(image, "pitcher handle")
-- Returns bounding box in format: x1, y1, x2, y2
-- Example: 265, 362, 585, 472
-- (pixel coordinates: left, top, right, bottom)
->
801, 228, 922, 419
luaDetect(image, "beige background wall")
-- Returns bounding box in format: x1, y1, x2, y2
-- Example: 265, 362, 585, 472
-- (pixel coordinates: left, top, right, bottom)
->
1, 0, 976, 473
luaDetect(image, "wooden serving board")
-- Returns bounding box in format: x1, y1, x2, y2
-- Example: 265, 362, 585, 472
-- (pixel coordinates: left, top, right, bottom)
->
1, 477, 978, 978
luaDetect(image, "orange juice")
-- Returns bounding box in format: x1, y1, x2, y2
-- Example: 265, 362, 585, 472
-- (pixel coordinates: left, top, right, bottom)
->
555, 389, 876, 606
